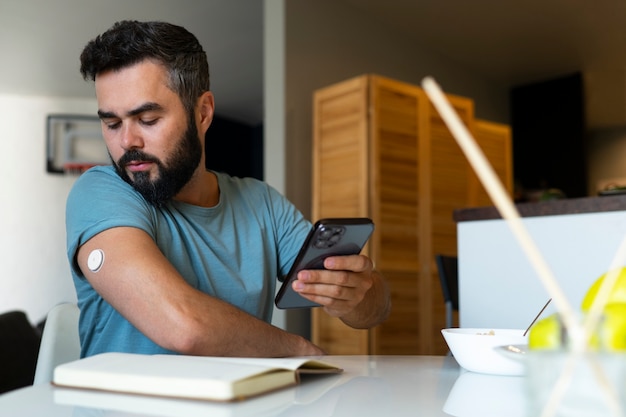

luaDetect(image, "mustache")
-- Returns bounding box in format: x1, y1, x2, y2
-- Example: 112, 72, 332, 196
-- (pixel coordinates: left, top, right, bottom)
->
117, 149, 161, 167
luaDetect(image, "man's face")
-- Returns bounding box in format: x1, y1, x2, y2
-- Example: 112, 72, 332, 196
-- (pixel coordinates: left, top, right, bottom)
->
112, 116, 202, 206
94, 60, 202, 206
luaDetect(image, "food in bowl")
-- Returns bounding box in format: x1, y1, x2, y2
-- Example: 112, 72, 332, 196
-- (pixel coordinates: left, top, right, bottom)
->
441, 328, 528, 376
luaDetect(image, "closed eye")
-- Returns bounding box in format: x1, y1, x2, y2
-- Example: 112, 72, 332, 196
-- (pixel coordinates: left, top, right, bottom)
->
102, 120, 121, 130
140, 118, 159, 126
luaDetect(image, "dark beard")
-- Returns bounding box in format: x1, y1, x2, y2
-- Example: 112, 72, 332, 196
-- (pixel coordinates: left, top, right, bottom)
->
112, 119, 202, 207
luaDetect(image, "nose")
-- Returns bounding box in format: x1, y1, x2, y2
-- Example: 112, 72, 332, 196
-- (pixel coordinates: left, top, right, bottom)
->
119, 123, 144, 151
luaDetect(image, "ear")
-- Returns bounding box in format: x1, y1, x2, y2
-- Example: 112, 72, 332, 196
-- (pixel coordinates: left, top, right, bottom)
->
197, 91, 215, 135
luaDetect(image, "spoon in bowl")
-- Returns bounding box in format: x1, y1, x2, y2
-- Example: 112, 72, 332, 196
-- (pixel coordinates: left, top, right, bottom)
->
523, 298, 552, 336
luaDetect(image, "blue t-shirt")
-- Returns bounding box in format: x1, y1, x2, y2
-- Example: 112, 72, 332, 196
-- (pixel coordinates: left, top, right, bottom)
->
65, 166, 310, 357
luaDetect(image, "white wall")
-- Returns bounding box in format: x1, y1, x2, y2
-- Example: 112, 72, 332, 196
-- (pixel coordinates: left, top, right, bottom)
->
0, 94, 96, 324
264, 0, 288, 330
263, 0, 286, 195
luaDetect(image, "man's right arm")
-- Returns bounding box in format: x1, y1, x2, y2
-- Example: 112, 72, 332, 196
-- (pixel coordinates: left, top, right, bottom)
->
76, 226, 324, 357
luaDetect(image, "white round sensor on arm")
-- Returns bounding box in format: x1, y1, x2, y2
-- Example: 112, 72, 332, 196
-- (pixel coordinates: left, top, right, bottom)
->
87, 249, 105, 272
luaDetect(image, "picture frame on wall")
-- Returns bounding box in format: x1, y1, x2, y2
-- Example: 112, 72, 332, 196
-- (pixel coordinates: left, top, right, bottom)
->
46, 114, 109, 175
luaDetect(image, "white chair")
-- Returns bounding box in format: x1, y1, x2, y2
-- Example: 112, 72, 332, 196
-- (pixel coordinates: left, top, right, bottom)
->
33, 303, 81, 384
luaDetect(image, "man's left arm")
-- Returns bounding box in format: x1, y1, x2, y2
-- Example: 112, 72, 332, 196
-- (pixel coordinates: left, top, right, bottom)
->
292, 254, 391, 329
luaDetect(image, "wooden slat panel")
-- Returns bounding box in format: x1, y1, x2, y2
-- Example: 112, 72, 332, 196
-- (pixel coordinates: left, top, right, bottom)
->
468, 119, 514, 207
427, 95, 474, 353
313, 77, 369, 220
368, 76, 424, 354
371, 77, 421, 273
373, 270, 420, 354
310, 75, 512, 356
429, 97, 474, 258
311, 75, 370, 354
311, 314, 369, 354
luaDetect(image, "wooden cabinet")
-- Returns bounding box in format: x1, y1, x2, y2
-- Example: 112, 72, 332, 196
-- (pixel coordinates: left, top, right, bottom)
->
311, 75, 512, 355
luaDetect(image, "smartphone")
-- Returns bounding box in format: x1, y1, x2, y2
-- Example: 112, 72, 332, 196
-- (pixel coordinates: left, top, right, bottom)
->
275, 218, 374, 309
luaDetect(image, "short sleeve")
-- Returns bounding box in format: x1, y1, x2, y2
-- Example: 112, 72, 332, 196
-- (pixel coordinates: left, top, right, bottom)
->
65, 166, 156, 277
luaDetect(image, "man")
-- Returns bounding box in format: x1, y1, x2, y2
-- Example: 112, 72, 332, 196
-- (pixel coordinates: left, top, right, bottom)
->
66, 20, 390, 358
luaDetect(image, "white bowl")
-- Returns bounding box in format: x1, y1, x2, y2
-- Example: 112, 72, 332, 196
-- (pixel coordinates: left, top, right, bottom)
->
441, 328, 528, 376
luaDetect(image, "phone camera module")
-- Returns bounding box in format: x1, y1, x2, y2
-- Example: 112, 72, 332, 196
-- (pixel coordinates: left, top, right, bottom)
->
313, 226, 345, 249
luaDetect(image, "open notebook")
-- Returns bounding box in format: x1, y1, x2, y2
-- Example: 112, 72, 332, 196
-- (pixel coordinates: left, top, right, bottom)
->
53, 352, 342, 402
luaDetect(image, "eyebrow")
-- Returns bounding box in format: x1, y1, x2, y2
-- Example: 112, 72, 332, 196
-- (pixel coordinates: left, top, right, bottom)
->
97, 102, 165, 120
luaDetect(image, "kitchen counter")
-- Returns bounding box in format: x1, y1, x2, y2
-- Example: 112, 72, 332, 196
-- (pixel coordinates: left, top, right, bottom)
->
454, 193, 626, 222
454, 194, 626, 329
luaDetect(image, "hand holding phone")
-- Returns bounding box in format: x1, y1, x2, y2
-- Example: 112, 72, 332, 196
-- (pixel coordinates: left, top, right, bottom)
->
275, 218, 374, 309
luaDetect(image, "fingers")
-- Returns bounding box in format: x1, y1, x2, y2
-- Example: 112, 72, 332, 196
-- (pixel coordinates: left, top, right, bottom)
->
323, 254, 372, 273
294, 270, 353, 300
292, 255, 374, 316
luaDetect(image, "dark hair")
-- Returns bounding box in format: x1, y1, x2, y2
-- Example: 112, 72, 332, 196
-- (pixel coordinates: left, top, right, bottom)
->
80, 20, 210, 114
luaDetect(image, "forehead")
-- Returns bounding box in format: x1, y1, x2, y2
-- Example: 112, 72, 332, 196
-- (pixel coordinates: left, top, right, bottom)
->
94, 60, 180, 112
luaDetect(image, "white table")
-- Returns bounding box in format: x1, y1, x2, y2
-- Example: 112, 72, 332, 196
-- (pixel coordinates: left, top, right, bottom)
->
0, 355, 533, 417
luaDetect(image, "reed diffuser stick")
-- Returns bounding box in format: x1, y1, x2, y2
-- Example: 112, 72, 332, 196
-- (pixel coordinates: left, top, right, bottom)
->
421, 76, 581, 342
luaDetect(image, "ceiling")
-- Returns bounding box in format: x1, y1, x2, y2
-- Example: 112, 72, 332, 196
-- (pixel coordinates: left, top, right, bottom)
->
2, 0, 626, 128
344, 0, 626, 129
345, 0, 626, 86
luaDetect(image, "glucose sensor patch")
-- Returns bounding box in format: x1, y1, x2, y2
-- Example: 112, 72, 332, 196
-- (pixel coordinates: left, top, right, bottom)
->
87, 249, 105, 273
